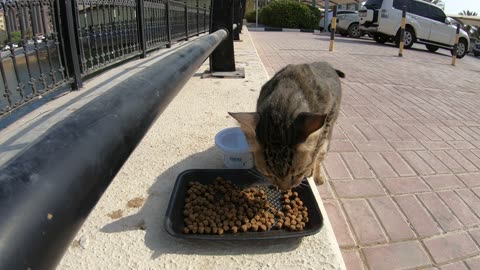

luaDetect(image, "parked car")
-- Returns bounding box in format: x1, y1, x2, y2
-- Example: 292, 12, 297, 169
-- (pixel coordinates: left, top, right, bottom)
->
336, 11, 364, 38
358, 0, 470, 58
473, 44, 480, 57
320, 10, 358, 32
469, 38, 480, 57
3, 44, 18, 50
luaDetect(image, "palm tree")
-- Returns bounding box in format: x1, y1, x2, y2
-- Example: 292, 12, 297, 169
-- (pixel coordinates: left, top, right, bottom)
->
458, 10, 479, 40
459, 10, 478, 16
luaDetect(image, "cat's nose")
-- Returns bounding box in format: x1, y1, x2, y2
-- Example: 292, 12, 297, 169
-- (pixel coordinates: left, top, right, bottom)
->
276, 182, 291, 191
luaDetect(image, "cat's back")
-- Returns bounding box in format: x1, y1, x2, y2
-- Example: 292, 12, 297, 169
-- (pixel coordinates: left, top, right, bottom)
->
257, 62, 342, 114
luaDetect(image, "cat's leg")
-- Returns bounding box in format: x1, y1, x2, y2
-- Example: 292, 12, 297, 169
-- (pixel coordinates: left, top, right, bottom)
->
313, 107, 340, 185
313, 140, 329, 185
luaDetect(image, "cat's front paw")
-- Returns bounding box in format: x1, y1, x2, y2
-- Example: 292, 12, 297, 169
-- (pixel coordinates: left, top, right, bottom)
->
313, 165, 327, 185
314, 175, 325, 185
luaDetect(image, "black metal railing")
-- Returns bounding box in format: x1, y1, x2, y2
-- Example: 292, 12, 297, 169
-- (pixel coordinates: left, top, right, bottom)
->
0, 0, 69, 116
0, 0, 212, 117
0, 0, 241, 268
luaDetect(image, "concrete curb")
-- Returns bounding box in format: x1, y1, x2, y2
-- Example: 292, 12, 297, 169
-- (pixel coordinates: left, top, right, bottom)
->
247, 26, 318, 33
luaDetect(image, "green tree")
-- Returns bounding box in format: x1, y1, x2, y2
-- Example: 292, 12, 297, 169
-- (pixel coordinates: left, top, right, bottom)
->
0, 30, 7, 46
260, 0, 321, 29
4, 31, 22, 45
24, 28, 33, 40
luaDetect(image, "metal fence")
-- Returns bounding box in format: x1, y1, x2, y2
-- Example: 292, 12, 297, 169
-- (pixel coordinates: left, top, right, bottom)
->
0, 0, 211, 116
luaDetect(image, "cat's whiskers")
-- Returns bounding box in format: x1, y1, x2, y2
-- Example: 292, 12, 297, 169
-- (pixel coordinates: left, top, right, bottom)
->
298, 182, 309, 189
247, 169, 266, 179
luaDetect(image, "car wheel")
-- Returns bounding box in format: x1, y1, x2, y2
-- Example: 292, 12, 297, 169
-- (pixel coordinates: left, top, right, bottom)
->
426, 44, 439, 52
451, 38, 468, 59
404, 28, 415, 48
474, 51, 480, 57
396, 27, 415, 48
347, 23, 361, 38
374, 35, 388, 44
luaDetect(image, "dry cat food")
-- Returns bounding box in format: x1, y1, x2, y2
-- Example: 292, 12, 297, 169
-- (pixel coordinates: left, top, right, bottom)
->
182, 177, 309, 235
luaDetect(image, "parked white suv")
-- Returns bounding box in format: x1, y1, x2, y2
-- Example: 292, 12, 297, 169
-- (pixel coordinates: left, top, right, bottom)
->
320, 10, 357, 32
359, 0, 470, 58
336, 11, 364, 38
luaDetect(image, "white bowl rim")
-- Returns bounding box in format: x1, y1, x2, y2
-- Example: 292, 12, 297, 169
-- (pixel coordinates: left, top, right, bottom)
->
215, 127, 251, 154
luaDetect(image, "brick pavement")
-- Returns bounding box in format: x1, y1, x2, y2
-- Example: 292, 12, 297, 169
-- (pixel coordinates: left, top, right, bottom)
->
249, 31, 480, 270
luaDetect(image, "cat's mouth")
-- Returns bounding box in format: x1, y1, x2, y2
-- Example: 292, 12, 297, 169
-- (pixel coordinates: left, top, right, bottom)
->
274, 178, 303, 191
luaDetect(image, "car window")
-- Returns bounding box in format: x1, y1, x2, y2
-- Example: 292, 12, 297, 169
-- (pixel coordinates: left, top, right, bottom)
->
428, 5, 446, 22
364, 0, 383, 9
393, 0, 411, 11
410, 0, 429, 17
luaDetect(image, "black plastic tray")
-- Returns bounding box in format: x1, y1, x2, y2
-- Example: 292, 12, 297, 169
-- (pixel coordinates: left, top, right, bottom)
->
165, 169, 324, 240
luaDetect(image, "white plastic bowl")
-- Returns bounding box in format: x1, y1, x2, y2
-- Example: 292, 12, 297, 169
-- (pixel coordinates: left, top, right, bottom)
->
215, 127, 254, 169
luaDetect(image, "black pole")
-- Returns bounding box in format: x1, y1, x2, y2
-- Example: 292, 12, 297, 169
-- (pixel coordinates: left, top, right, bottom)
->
398, 5, 407, 57
166, 0, 172, 47
233, 0, 240, 40
137, 0, 147, 58
452, 24, 461, 66
185, 1, 189, 40
329, 5, 337, 51
240, 0, 246, 32
58, 0, 83, 89
210, 0, 235, 72
0, 29, 228, 270
196, 0, 200, 36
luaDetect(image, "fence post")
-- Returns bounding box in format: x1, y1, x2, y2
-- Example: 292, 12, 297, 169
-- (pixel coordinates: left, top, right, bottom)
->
452, 24, 460, 66
185, 1, 189, 40
196, 0, 200, 35
209, 0, 235, 72
240, 0, 246, 32
166, 0, 172, 47
203, 3, 207, 33
329, 6, 337, 51
398, 5, 406, 57
137, 0, 147, 58
57, 0, 83, 89
233, 0, 240, 40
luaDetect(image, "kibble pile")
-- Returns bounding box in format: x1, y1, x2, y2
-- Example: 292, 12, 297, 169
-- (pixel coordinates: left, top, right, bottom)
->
182, 177, 309, 235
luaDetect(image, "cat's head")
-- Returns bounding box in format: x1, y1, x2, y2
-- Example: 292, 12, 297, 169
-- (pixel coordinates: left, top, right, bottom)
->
229, 112, 327, 190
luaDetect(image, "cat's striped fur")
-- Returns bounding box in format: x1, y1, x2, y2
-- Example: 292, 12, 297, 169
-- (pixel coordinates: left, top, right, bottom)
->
230, 62, 344, 190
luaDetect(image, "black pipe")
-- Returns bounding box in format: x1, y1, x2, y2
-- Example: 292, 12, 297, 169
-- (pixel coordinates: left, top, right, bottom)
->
0, 29, 228, 270
210, 0, 235, 72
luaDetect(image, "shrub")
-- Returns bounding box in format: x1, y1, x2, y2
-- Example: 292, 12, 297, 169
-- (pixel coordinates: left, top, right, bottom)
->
245, 9, 265, 24
306, 6, 322, 29
245, 10, 256, 23
260, 0, 321, 29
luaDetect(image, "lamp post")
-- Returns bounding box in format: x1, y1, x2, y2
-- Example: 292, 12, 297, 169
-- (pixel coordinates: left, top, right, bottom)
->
255, 0, 258, 28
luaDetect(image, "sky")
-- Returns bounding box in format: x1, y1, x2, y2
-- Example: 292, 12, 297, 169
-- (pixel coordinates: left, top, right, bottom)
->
442, 0, 480, 15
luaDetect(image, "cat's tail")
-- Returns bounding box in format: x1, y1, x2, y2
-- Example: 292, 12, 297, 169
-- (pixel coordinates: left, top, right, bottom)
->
335, 69, 346, 78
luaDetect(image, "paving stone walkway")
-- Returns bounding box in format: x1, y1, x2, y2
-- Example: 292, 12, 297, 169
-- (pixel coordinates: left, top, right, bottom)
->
250, 31, 480, 270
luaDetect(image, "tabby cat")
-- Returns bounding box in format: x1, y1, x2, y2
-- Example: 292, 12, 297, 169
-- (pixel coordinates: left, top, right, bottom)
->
230, 62, 344, 190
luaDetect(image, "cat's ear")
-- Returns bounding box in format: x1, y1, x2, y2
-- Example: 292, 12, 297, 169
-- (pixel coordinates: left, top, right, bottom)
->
228, 112, 259, 133
335, 69, 346, 78
294, 112, 328, 142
